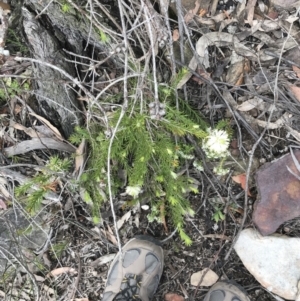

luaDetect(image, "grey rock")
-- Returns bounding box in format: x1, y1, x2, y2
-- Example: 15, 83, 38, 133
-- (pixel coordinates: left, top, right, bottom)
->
0, 208, 50, 275
234, 228, 300, 300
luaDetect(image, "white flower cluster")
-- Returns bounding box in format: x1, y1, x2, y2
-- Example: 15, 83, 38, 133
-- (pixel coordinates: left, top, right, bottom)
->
193, 160, 204, 172
148, 102, 166, 120
177, 151, 194, 160
125, 185, 142, 199
213, 166, 229, 176
147, 204, 162, 223
202, 128, 230, 159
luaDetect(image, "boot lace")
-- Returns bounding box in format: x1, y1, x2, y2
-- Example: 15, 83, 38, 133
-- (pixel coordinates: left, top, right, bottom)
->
114, 273, 143, 301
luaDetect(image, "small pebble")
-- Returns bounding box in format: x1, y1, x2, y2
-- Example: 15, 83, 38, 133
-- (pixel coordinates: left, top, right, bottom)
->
141, 205, 149, 210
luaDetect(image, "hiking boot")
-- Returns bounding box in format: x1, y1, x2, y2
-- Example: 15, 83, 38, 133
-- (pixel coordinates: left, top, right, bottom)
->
204, 281, 250, 301
102, 235, 164, 301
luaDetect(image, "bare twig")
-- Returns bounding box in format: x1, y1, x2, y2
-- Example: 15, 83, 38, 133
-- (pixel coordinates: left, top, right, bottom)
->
143, 0, 159, 103
105, 0, 132, 254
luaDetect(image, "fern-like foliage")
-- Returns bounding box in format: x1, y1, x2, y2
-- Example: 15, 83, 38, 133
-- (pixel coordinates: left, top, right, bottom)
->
15, 157, 72, 215
68, 69, 216, 245
70, 95, 209, 245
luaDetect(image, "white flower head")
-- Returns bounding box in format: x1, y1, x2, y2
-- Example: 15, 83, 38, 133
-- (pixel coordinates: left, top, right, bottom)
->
203, 128, 230, 159
125, 185, 142, 199
193, 160, 204, 172
166, 148, 173, 155
213, 166, 229, 176
170, 171, 178, 179
147, 204, 162, 223
177, 150, 195, 160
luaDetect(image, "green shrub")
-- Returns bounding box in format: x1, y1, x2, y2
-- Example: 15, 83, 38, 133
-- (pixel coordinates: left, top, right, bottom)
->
70, 75, 209, 245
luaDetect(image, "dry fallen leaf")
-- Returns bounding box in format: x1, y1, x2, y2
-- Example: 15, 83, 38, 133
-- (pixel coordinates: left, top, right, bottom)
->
253, 150, 300, 235
75, 139, 86, 175
223, 10, 231, 19
244, 59, 251, 73
46, 267, 77, 278
101, 224, 118, 245
0, 197, 7, 210
237, 97, 264, 112
11, 121, 44, 138
226, 60, 244, 86
29, 112, 63, 140
192, 68, 211, 85
270, 0, 299, 8
192, 75, 204, 85
164, 293, 185, 301
117, 210, 132, 230
90, 253, 116, 267
292, 66, 300, 78
172, 29, 179, 41
160, 203, 168, 233
3, 137, 75, 157
285, 125, 300, 142
246, 0, 257, 26
14, 104, 22, 115
234, 72, 244, 86
0, 177, 10, 199
232, 173, 252, 196
34, 274, 45, 282
289, 85, 300, 102
184, 1, 200, 23
198, 8, 206, 17
267, 10, 278, 19
43, 253, 52, 268
34, 125, 58, 138
203, 233, 231, 240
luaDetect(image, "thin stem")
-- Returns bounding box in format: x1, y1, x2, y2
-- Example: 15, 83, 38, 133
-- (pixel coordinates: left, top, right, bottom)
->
105, 0, 131, 253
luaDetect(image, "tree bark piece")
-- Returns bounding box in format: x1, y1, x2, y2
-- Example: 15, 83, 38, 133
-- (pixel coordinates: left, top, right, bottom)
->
24, 0, 117, 55
0, 2, 10, 49
22, 7, 82, 138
